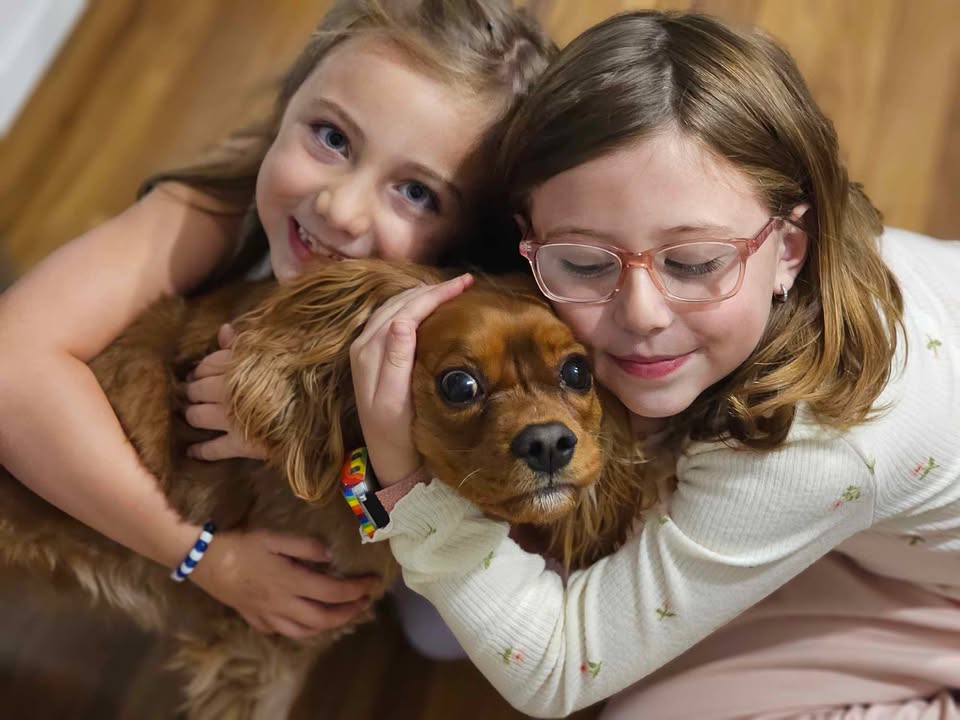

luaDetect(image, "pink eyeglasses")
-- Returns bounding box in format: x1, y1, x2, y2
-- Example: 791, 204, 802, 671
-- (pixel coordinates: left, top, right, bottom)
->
520, 217, 798, 304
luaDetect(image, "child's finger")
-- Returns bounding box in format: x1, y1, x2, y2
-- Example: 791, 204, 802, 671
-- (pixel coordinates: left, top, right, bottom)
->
264, 533, 332, 563
285, 597, 372, 635
184, 402, 231, 432
193, 348, 232, 379
374, 320, 418, 409
353, 284, 429, 348
265, 616, 316, 639
355, 275, 470, 348
350, 289, 428, 391
217, 323, 237, 350
187, 436, 232, 461
185, 375, 226, 404
187, 434, 268, 461
380, 274, 473, 335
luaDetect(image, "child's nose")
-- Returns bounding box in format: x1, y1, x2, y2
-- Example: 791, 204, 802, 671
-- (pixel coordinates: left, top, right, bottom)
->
614, 269, 673, 335
314, 176, 372, 238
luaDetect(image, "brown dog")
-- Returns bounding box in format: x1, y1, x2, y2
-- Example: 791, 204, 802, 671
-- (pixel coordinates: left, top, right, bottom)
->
0, 259, 651, 719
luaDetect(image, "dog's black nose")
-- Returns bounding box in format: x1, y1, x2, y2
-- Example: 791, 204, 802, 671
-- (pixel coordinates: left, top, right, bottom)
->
510, 422, 577, 473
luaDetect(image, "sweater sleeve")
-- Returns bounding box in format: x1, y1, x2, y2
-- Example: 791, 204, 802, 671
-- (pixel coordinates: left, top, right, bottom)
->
372, 427, 877, 718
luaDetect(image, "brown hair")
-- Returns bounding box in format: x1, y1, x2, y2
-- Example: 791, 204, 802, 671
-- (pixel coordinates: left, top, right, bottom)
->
499, 11, 904, 448
141, 0, 555, 291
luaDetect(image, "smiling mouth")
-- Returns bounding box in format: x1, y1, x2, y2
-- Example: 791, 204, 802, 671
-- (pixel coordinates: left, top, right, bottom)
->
289, 218, 345, 261
611, 351, 692, 380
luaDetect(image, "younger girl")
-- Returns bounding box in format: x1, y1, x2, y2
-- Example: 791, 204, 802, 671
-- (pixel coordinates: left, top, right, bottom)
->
0, 0, 552, 639
351, 10, 960, 718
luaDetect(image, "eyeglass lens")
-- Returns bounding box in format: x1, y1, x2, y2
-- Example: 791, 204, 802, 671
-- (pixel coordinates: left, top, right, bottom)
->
536, 242, 742, 301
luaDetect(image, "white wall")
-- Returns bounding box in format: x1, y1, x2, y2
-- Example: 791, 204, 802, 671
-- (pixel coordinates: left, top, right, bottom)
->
0, 0, 88, 136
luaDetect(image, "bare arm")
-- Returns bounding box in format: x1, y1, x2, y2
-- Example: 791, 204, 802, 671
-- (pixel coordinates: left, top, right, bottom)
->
0, 185, 376, 635
0, 184, 233, 564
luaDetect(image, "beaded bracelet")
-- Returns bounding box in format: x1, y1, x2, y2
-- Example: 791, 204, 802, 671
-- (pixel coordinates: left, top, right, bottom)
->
170, 521, 216, 583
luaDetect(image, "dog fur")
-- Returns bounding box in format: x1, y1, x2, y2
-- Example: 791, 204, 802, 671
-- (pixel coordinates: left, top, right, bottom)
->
0, 258, 655, 718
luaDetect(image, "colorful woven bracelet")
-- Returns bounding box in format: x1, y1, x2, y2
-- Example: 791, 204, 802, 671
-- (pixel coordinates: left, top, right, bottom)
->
341, 447, 389, 538
170, 521, 216, 583
342, 448, 377, 538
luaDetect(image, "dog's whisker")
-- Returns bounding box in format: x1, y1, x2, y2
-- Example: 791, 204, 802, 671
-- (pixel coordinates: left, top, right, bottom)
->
458, 468, 483, 489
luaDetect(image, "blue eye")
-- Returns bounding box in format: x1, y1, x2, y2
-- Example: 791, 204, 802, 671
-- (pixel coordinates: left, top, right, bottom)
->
398, 181, 439, 213
312, 123, 349, 157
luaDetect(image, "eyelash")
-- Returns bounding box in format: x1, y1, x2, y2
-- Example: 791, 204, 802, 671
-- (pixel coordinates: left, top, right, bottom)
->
307, 121, 442, 216
310, 122, 350, 158
397, 181, 441, 214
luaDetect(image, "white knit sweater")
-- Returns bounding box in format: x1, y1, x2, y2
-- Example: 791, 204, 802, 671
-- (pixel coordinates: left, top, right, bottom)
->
370, 228, 960, 718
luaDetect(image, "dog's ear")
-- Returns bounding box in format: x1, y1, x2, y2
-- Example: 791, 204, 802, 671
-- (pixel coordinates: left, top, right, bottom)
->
226, 259, 440, 502
482, 272, 545, 306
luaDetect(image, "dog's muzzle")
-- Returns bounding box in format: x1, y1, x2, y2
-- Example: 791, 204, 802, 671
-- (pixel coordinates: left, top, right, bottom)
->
510, 421, 577, 474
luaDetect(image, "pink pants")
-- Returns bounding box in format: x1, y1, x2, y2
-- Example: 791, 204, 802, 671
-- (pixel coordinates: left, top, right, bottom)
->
601, 554, 960, 720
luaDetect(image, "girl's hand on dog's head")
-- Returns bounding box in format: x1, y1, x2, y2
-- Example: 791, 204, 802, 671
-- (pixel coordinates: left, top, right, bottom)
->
190, 529, 380, 638
350, 274, 474, 487
185, 323, 267, 461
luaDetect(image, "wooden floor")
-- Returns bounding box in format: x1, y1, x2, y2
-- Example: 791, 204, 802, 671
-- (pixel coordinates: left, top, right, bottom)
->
0, 1, 957, 718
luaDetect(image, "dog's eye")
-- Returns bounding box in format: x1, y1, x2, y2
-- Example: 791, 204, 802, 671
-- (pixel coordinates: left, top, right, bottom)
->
438, 370, 480, 404
560, 355, 592, 392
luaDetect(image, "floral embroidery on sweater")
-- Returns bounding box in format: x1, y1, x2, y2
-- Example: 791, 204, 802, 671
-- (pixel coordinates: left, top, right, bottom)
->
830, 485, 863, 510
912, 457, 937, 481
656, 602, 677, 620
501, 647, 524, 664
482, 550, 494, 569
925, 335, 942, 358
580, 660, 602, 678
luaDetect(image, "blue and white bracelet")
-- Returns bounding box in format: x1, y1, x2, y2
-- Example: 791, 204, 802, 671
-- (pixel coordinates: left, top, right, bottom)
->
170, 521, 216, 583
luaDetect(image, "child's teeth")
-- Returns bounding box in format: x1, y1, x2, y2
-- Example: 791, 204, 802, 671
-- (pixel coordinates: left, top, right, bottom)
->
297, 225, 318, 251
296, 222, 340, 259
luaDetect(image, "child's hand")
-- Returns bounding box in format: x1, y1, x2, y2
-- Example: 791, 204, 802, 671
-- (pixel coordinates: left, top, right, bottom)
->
185, 323, 268, 461
350, 274, 473, 486
190, 529, 380, 637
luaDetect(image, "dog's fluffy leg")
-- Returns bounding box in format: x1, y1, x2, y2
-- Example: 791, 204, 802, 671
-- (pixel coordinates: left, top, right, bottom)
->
172, 623, 327, 720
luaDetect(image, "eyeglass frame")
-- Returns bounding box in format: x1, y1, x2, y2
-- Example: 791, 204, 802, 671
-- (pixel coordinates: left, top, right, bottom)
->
519, 216, 802, 305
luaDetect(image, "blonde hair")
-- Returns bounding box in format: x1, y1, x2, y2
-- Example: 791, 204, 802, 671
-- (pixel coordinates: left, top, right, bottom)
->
142, 0, 555, 290
499, 11, 904, 448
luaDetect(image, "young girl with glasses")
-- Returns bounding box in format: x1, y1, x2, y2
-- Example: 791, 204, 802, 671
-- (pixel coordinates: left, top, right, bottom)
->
351, 10, 960, 718
0, 0, 553, 641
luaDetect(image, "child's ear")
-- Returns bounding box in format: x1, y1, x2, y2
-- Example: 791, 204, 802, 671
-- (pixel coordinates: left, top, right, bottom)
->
776, 203, 811, 294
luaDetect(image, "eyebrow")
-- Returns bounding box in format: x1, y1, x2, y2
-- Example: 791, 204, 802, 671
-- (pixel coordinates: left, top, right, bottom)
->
303, 98, 365, 145
303, 99, 464, 209
404, 162, 465, 209
542, 222, 739, 242
661, 223, 738, 236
